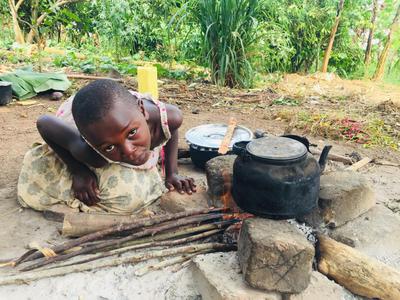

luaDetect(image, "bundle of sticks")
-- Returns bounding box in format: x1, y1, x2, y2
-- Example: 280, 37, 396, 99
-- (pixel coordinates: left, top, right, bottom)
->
1, 208, 239, 285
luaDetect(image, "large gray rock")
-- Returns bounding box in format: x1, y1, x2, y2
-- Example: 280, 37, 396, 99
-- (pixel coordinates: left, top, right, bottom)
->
290, 271, 346, 300
192, 252, 281, 300
205, 155, 237, 206
330, 204, 400, 270
159, 186, 209, 213
238, 218, 314, 293
302, 170, 375, 228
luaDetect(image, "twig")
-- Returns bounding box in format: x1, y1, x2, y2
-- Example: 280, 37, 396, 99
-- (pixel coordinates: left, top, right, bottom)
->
0, 243, 235, 286
66, 74, 123, 82
372, 159, 400, 167
170, 257, 193, 273
134, 253, 200, 277
310, 148, 353, 165
20, 214, 226, 271
34, 227, 226, 271
346, 157, 371, 171
15, 207, 223, 265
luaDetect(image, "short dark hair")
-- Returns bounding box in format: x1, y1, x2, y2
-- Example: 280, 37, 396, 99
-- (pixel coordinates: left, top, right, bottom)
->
72, 79, 137, 128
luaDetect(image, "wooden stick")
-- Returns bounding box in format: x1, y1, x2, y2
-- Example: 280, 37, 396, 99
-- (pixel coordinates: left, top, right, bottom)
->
317, 234, 400, 300
310, 148, 353, 165
170, 257, 193, 273
134, 253, 200, 276
20, 214, 225, 271
345, 157, 371, 171
62, 213, 141, 237
372, 159, 400, 167
15, 208, 222, 265
31, 227, 225, 271
0, 243, 235, 286
218, 117, 237, 154
40, 222, 232, 271
66, 74, 123, 82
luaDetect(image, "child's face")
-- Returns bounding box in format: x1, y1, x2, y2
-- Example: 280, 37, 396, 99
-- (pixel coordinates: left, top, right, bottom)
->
82, 100, 152, 166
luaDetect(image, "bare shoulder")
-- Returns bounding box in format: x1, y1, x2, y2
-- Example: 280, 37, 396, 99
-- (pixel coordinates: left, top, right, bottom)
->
165, 103, 183, 131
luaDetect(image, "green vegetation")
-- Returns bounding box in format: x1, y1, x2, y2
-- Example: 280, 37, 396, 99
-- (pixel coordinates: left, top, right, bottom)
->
1, 0, 400, 86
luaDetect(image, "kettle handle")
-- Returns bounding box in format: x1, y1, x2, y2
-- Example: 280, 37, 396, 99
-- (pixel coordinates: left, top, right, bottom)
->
281, 135, 311, 153
318, 145, 332, 173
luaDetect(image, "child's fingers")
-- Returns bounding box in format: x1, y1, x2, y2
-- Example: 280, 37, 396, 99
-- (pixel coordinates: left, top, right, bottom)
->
175, 181, 184, 194
74, 192, 81, 201
182, 180, 192, 195
188, 178, 197, 192
91, 181, 100, 200
88, 188, 99, 204
82, 192, 91, 206
166, 182, 174, 191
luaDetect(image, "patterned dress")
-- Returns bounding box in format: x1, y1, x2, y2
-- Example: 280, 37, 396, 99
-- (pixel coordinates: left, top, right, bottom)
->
17, 92, 171, 215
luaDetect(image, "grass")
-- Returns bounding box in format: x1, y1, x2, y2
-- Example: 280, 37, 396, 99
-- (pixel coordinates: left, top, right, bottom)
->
272, 97, 299, 106
194, 0, 258, 88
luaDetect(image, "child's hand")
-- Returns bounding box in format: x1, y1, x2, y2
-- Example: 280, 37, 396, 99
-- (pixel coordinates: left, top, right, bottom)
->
165, 173, 196, 195
71, 166, 100, 206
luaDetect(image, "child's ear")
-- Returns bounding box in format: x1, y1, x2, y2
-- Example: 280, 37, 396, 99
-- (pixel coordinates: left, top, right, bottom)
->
137, 99, 149, 120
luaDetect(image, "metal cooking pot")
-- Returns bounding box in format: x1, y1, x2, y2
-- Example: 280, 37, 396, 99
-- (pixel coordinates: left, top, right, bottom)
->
185, 124, 253, 168
0, 81, 12, 106
231, 135, 332, 219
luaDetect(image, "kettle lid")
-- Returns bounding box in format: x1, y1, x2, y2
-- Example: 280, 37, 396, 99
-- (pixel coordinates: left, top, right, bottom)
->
247, 136, 307, 161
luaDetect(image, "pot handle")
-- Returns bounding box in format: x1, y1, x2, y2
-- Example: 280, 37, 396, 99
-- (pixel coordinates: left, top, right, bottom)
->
232, 141, 250, 156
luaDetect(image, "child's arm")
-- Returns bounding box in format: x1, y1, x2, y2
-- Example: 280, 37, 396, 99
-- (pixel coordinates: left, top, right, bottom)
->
37, 115, 107, 205
163, 105, 196, 194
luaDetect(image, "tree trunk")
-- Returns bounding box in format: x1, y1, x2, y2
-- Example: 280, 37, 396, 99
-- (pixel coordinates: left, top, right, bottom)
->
8, 0, 25, 44
321, 0, 345, 73
25, 0, 85, 44
364, 0, 378, 66
373, 5, 400, 81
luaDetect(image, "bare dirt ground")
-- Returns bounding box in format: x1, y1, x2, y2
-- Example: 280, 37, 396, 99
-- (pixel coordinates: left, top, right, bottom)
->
0, 74, 399, 298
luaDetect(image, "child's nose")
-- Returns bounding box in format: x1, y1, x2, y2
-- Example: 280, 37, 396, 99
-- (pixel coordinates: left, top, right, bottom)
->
121, 141, 136, 157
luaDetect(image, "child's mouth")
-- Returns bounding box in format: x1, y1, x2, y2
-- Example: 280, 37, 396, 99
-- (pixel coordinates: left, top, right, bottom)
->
127, 150, 148, 165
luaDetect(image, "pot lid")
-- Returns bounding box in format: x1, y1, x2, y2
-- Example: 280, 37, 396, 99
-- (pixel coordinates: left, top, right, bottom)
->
0, 81, 12, 87
185, 124, 253, 149
247, 136, 307, 161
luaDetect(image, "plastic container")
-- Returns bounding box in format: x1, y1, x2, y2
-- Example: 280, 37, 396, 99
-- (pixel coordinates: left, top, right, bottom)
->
137, 66, 158, 100
0, 81, 12, 106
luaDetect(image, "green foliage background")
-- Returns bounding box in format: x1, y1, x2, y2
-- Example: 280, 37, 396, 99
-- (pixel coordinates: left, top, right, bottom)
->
1, 0, 400, 85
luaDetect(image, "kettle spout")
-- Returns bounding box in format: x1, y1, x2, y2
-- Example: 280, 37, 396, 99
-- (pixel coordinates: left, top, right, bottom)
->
318, 145, 332, 173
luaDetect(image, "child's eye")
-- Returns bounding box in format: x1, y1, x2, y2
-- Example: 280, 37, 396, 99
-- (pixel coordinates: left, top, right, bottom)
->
105, 145, 115, 152
128, 128, 137, 138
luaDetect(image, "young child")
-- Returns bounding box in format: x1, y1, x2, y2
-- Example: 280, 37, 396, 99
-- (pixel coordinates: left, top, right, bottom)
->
17, 79, 196, 215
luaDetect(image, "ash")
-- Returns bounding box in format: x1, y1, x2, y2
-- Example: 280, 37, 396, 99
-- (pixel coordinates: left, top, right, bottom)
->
287, 219, 317, 245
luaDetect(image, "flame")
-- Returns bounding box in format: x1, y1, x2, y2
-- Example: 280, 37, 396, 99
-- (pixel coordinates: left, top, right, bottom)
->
221, 170, 253, 221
